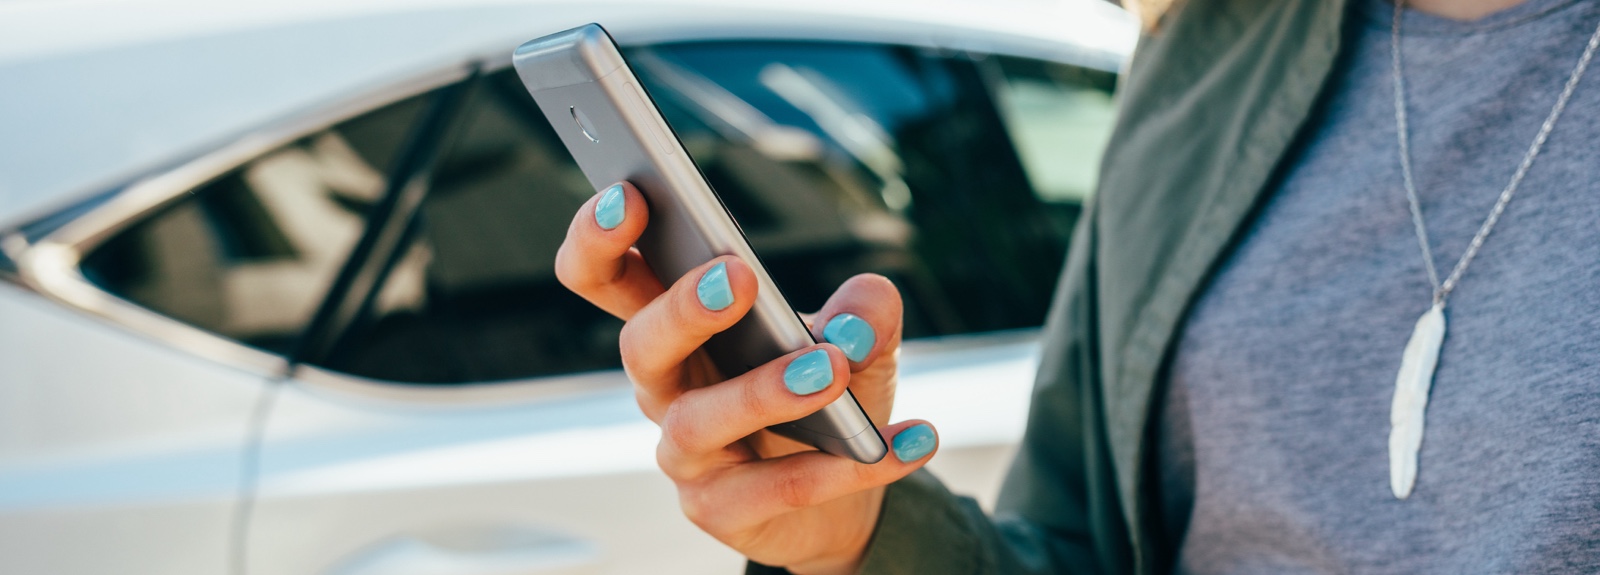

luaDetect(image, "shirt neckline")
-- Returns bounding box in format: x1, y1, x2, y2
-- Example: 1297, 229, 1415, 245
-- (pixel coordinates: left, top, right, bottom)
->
1356, 0, 1587, 36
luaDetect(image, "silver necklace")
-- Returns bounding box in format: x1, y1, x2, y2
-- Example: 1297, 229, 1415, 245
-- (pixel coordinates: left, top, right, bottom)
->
1387, 0, 1600, 499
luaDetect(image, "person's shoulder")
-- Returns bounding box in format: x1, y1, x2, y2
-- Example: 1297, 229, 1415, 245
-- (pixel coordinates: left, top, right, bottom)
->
1134, 0, 1333, 62
1090, 0, 1346, 268
1114, 0, 1344, 133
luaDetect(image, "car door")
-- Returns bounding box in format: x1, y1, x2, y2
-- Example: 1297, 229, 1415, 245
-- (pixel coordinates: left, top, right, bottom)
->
238, 41, 1119, 575
0, 280, 266, 575
0, 74, 439, 574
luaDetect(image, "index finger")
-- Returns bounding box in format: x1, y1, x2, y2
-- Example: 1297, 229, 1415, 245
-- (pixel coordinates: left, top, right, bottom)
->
554, 182, 662, 320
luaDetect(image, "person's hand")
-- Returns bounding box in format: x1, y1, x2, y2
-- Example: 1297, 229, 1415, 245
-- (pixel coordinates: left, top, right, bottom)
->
556, 182, 940, 574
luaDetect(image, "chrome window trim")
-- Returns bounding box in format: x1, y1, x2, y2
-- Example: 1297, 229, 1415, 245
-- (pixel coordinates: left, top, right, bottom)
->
12, 63, 476, 379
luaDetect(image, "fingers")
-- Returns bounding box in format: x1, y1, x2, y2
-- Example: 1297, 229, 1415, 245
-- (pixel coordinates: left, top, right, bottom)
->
679, 421, 939, 535
812, 274, 903, 370
555, 182, 662, 320
621, 256, 759, 418
811, 274, 904, 424
657, 345, 852, 478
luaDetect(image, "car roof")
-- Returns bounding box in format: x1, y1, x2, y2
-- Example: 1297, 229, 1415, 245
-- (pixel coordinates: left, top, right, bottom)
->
0, 0, 1135, 229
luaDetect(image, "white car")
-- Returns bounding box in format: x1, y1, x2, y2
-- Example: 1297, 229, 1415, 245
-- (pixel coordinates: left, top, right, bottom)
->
0, 1, 1134, 573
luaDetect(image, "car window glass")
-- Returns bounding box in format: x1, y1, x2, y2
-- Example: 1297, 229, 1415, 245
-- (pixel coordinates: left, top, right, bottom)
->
316, 72, 617, 384
637, 43, 1075, 337
79, 94, 429, 355
322, 44, 1116, 385
986, 56, 1117, 204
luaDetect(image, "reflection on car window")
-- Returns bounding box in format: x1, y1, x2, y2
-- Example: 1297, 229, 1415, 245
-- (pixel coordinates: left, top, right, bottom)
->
317, 44, 1115, 385
987, 56, 1118, 204
80, 94, 429, 355
638, 42, 1104, 338
317, 72, 618, 383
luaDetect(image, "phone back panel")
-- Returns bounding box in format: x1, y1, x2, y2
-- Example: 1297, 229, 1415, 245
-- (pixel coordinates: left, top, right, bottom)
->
512, 24, 886, 463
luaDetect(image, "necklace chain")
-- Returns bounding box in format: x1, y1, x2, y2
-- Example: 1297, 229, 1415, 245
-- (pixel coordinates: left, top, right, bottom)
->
1390, 0, 1600, 306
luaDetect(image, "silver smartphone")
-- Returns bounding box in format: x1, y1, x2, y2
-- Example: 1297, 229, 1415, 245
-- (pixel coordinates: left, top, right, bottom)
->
512, 24, 887, 464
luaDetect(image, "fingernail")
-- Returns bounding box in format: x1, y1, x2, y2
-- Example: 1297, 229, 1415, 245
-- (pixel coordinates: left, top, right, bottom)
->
594, 184, 625, 230
783, 349, 834, 395
696, 262, 734, 311
892, 424, 936, 462
822, 313, 876, 362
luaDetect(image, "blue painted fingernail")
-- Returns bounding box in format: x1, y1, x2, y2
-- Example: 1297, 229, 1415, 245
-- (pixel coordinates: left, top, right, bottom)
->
696, 262, 734, 311
783, 349, 834, 395
822, 313, 876, 362
892, 424, 936, 462
595, 184, 625, 230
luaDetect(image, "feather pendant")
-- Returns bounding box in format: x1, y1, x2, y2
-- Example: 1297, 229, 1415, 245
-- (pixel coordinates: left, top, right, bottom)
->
1389, 303, 1446, 499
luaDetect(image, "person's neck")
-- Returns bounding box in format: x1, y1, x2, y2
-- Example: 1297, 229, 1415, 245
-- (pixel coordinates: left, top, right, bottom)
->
1404, 0, 1533, 20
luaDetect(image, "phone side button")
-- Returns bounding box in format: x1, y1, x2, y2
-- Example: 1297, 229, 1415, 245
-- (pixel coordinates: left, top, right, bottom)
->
624, 81, 675, 156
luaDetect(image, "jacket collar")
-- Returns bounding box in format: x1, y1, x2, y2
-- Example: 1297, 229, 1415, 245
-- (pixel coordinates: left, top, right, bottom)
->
1092, 1, 1353, 571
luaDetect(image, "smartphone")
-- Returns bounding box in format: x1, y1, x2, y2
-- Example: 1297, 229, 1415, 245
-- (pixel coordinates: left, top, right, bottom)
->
512, 24, 888, 464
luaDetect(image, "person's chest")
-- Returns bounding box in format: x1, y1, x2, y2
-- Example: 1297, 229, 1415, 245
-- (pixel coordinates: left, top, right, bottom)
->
1163, 2, 1600, 572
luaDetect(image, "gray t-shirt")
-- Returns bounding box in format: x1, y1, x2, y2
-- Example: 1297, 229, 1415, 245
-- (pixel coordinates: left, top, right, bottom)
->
1158, 0, 1600, 572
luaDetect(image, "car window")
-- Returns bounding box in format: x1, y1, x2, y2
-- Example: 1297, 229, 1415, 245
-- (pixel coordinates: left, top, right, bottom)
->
79, 94, 430, 356
317, 43, 1115, 385
637, 43, 1099, 336
315, 72, 617, 383
986, 55, 1118, 205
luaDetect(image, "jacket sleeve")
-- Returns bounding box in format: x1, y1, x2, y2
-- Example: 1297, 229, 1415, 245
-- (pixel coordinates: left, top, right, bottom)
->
747, 202, 1129, 575
853, 202, 1128, 575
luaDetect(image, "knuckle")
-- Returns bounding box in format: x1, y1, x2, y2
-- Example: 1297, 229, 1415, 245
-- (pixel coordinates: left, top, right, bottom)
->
678, 487, 716, 531
617, 321, 644, 364
554, 245, 606, 294
655, 436, 687, 480
654, 438, 675, 474
850, 459, 880, 486
772, 467, 819, 510
617, 319, 668, 379
737, 375, 771, 419
633, 388, 665, 422
552, 245, 584, 290
660, 403, 704, 454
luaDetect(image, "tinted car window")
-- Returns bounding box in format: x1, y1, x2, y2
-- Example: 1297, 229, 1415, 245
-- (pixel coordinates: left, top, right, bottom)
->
319, 43, 1114, 385
636, 43, 1103, 336
80, 94, 429, 355
317, 72, 618, 383
987, 55, 1118, 205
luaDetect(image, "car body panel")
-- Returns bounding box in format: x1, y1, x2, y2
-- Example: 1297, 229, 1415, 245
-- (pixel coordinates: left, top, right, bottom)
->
0, 282, 262, 573
248, 333, 1037, 574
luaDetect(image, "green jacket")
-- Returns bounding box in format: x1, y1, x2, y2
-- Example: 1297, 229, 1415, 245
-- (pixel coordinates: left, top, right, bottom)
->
753, 1, 1352, 574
